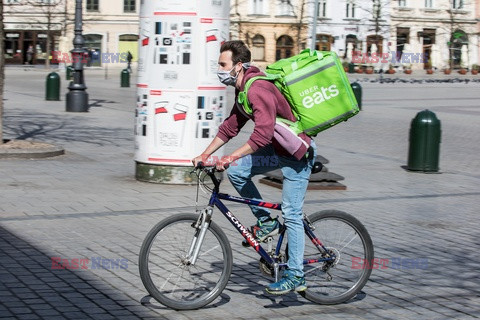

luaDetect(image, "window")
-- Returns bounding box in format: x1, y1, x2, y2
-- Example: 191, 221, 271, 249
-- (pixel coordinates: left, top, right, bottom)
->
422, 29, 436, 45
124, 0, 136, 13
450, 30, 467, 67
276, 35, 294, 60
398, 0, 406, 6
424, 0, 433, 8
345, 34, 358, 59
367, 35, 383, 55
396, 27, 410, 60
4, 33, 20, 60
277, 0, 294, 15
252, 0, 265, 15
316, 34, 332, 51
86, 0, 99, 11
452, 0, 463, 9
84, 34, 103, 66
318, 0, 327, 18
36, 34, 48, 60
251, 35, 265, 61
346, 0, 355, 18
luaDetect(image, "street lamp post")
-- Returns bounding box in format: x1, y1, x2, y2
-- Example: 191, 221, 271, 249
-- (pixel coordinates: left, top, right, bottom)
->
310, 0, 319, 50
66, 0, 89, 112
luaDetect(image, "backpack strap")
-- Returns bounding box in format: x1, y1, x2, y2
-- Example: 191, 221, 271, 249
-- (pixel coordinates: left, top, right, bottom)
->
237, 74, 279, 115
237, 74, 304, 135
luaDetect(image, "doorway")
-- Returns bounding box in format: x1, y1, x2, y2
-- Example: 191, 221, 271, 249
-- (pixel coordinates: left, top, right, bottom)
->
84, 34, 103, 66
23, 41, 34, 64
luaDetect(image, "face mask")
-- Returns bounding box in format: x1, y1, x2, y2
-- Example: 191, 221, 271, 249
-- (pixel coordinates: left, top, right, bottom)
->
217, 66, 239, 86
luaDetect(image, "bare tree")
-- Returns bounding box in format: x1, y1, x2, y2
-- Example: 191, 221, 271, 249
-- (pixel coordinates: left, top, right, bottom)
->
286, 0, 308, 54
231, 0, 308, 56
358, 0, 390, 55
231, 0, 245, 42
25, 0, 66, 69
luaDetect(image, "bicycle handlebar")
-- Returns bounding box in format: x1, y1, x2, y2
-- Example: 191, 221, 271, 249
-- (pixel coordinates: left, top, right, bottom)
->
195, 161, 206, 170
194, 162, 223, 192
195, 159, 321, 192
195, 161, 229, 171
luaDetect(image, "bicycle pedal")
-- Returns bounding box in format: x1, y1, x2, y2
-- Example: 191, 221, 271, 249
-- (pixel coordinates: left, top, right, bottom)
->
263, 236, 274, 243
242, 236, 274, 248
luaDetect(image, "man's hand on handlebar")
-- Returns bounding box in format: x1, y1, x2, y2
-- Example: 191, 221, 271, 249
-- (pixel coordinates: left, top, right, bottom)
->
192, 154, 207, 168
215, 157, 231, 172
191, 154, 235, 172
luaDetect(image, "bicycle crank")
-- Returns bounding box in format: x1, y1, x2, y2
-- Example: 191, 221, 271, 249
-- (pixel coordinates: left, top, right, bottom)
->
259, 251, 286, 277
259, 257, 274, 277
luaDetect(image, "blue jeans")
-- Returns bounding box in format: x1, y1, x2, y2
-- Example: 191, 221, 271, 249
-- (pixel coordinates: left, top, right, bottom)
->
227, 141, 316, 277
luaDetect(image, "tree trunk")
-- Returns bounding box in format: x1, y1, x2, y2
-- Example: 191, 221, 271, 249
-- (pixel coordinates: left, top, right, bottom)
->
45, 30, 51, 69
295, 0, 306, 54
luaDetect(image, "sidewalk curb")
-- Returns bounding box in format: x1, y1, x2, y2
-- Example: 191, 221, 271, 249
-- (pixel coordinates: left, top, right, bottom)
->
0, 140, 65, 159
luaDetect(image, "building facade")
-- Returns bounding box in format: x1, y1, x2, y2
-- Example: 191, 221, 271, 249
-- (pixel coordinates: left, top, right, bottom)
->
309, 0, 391, 70
3, 0, 140, 66
72, 0, 140, 67
390, 0, 478, 70
229, 0, 309, 69
307, 0, 478, 71
3, 0, 65, 64
3, 0, 479, 71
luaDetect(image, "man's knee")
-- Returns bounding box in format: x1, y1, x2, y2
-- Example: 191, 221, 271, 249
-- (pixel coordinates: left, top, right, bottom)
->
226, 165, 248, 183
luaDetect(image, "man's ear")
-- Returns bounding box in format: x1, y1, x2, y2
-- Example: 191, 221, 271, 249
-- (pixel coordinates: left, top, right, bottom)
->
237, 62, 245, 73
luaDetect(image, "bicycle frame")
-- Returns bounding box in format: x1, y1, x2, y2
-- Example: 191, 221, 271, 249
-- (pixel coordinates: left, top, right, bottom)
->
189, 166, 336, 279
209, 190, 336, 270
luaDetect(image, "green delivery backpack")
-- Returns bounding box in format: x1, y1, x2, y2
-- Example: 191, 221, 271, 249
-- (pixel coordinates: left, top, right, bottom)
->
238, 49, 359, 136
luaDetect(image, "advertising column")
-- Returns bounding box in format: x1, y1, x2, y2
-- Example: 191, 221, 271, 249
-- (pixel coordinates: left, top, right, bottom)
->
135, 0, 230, 183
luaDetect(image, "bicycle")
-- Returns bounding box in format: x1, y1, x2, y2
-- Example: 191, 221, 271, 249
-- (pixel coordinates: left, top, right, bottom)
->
139, 163, 374, 310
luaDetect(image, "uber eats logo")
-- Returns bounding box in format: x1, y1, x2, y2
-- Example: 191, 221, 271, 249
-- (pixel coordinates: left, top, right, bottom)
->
299, 85, 339, 109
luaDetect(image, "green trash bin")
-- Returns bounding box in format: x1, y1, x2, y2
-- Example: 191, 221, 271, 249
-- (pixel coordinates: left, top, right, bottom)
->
46, 72, 60, 101
350, 82, 362, 110
121, 69, 130, 87
407, 110, 441, 172
348, 63, 355, 74
66, 65, 74, 80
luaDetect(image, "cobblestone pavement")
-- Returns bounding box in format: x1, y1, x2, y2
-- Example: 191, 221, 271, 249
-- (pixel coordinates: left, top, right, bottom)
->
1, 67, 479, 319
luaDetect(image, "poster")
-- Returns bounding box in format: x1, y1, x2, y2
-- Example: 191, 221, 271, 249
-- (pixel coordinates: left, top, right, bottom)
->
135, 0, 230, 166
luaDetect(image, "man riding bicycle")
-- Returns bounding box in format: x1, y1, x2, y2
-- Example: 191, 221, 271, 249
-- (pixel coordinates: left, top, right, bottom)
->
192, 40, 316, 295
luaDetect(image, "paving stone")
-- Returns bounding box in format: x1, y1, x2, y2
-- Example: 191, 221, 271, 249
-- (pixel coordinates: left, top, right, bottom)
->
1, 69, 479, 319
7, 307, 34, 315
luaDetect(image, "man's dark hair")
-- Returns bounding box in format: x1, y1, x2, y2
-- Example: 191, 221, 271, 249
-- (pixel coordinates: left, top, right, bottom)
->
220, 40, 251, 65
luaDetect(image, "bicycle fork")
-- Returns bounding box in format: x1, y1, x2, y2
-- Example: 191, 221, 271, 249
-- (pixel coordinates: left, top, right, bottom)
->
185, 206, 213, 265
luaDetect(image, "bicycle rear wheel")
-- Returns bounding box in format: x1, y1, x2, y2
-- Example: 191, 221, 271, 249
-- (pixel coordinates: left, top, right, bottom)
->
139, 213, 233, 310
300, 210, 374, 304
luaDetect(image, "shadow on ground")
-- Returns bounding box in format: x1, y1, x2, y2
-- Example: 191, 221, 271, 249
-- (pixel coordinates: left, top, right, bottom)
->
0, 225, 157, 319
3, 110, 131, 147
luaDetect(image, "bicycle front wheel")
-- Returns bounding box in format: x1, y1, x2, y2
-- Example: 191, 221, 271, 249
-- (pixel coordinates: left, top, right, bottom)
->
139, 213, 233, 310
300, 210, 374, 305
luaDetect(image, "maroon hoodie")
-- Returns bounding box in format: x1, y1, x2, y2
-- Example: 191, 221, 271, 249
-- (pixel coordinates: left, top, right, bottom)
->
216, 66, 311, 160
